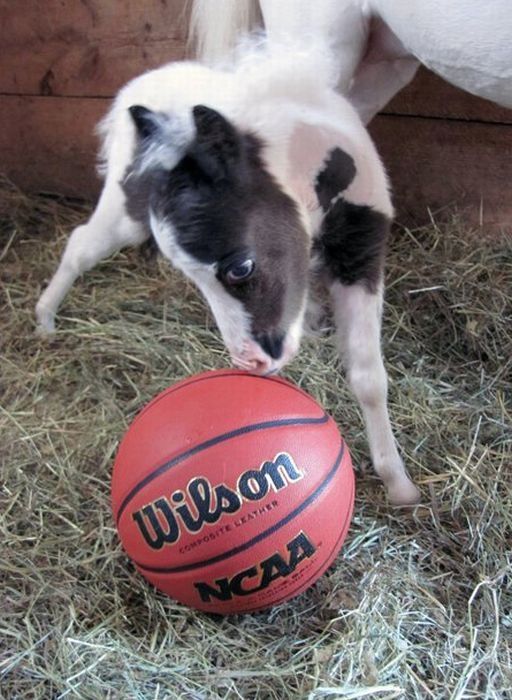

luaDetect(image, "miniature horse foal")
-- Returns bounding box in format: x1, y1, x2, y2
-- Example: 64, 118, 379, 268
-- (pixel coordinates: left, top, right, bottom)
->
35, 47, 420, 505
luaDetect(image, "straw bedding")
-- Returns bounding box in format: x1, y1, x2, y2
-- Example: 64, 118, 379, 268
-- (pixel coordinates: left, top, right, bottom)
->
1, 177, 510, 699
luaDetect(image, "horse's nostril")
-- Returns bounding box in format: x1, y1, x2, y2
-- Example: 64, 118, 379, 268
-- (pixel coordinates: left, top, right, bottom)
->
231, 353, 271, 375
252, 358, 271, 375
256, 332, 285, 360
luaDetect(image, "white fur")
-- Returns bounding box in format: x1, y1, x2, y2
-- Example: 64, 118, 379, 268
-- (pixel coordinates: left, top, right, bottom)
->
190, 0, 261, 67
35, 180, 148, 333
330, 281, 420, 504
191, 0, 512, 122
371, 0, 512, 108
133, 113, 193, 175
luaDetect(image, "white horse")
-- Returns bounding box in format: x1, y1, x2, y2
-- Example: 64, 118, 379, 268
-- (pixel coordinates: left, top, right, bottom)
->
191, 0, 512, 123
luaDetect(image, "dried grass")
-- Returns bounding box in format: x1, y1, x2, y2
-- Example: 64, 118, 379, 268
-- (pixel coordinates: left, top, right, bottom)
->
1, 176, 511, 699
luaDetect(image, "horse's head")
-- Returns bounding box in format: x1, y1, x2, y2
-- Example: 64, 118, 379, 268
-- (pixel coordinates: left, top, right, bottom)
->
124, 104, 310, 373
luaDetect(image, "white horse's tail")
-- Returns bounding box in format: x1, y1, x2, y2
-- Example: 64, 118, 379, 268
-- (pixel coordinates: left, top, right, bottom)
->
189, 0, 261, 65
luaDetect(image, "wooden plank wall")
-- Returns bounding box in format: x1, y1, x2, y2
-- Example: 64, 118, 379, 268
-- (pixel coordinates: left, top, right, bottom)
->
372, 71, 512, 229
1, 0, 511, 229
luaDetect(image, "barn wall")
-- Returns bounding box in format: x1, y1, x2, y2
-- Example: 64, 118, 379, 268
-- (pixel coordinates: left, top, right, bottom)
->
1, 0, 510, 229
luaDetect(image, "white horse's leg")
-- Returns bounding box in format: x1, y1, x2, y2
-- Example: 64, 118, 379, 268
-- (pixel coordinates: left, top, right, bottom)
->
36, 179, 148, 334
330, 281, 421, 505
348, 18, 419, 124
260, 0, 369, 91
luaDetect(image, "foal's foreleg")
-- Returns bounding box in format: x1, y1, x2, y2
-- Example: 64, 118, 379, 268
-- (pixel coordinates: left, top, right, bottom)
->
36, 180, 148, 333
330, 281, 421, 504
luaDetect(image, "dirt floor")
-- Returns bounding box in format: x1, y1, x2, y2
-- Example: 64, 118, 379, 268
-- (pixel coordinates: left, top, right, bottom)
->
1, 178, 511, 699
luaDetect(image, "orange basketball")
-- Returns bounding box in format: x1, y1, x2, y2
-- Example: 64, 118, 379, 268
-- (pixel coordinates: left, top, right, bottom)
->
111, 370, 354, 614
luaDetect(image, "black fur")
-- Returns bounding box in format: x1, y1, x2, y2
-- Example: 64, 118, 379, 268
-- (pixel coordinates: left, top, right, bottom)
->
315, 199, 389, 292
315, 147, 356, 212
314, 146, 389, 292
122, 104, 310, 345
189, 105, 244, 183
122, 167, 154, 229
255, 331, 285, 360
129, 105, 161, 141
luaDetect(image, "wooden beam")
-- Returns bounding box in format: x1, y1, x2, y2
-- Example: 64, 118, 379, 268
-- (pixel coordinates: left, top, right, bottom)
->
0, 0, 189, 98
370, 114, 512, 229
0, 95, 104, 198
385, 67, 512, 124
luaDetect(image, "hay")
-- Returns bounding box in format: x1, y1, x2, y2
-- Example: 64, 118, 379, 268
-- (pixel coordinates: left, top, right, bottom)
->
1, 176, 511, 699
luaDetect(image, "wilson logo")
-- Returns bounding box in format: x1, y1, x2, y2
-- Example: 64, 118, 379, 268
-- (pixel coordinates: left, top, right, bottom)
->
132, 452, 303, 549
194, 532, 316, 603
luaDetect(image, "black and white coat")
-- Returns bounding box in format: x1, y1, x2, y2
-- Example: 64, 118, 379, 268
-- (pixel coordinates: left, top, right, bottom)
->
35, 46, 420, 505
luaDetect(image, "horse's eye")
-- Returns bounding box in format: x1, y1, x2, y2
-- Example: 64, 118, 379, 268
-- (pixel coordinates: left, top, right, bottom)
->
224, 259, 255, 285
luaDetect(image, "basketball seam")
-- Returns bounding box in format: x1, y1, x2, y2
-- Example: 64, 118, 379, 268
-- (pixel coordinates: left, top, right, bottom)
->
131, 439, 346, 574
115, 414, 330, 524
128, 372, 323, 427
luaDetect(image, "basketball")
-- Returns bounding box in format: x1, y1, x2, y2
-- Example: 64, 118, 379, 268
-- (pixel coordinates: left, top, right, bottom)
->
111, 370, 355, 614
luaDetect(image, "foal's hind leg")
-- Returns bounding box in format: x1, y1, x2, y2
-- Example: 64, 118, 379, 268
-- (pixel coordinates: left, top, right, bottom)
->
330, 281, 421, 505
36, 180, 148, 334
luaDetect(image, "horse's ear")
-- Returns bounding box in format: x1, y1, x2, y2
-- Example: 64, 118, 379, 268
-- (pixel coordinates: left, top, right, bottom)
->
128, 106, 191, 172
129, 105, 164, 141
189, 105, 243, 182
